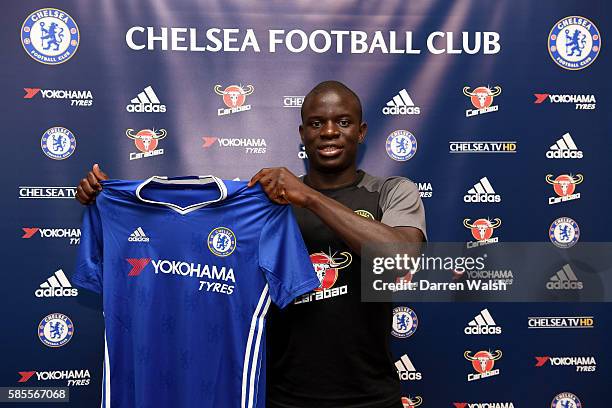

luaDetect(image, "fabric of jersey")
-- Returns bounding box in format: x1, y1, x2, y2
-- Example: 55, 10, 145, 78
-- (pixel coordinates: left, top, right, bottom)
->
73, 176, 319, 408
267, 170, 427, 408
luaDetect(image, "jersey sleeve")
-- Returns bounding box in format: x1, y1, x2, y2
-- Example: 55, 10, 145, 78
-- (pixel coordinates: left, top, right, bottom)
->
380, 178, 427, 239
258, 205, 319, 308
72, 204, 104, 293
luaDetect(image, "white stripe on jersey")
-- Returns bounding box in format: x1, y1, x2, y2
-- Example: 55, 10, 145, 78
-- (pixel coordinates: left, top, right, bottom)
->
248, 294, 271, 408
101, 328, 111, 408
242, 285, 269, 408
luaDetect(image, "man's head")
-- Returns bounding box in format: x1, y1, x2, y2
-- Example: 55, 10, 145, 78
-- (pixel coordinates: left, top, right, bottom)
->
300, 81, 367, 173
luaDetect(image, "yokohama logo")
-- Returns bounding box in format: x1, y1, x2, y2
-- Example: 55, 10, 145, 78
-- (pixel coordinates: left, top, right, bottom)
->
534, 93, 595, 104
535, 356, 596, 367
23, 88, 41, 98
202, 137, 217, 148
127, 258, 151, 276
22, 227, 81, 239
18, 371, 36, 382
454, 404, 515, 408
18, 370, 90, 382
22, 228, 39, 238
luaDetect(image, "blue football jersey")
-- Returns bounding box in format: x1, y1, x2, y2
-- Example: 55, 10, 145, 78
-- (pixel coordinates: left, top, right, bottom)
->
73, 176, 319, 408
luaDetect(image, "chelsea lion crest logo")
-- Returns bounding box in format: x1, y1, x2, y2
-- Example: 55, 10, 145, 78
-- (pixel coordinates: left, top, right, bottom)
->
549, 217, 580, 249
551, 392, 582, 408
392, 306, 418, 338
21, 8, 80, 65
208, 227, 237, 257
41, 127, 76, 160
548, 16, 601, 70
386, 130, 417, 162
38, 313, 74, 347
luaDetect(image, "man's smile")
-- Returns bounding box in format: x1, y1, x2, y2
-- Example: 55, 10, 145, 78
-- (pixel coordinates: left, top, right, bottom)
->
316, 143, 344, 157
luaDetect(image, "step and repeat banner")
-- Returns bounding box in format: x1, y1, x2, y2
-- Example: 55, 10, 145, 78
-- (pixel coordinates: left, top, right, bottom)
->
1, 1, 609, 407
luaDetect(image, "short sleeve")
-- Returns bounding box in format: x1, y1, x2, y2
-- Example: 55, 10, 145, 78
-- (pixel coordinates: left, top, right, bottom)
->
258, 205, 319, 308
72, 204, 104, 293
380, 178, 427, 239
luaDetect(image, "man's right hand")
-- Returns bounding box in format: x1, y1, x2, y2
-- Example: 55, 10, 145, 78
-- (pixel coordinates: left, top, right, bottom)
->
76, 164, 109, 205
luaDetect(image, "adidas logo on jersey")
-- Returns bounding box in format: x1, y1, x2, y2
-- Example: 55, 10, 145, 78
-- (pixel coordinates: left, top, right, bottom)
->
464, 177, 501, 203
395, 354, 422, 381
546, 133, 583, 159
128, 227, 150, 242
382, 89, 421, 115
126, 86, 166, 113
35, 269, 78, 297
547, 264, 583, 290
464, 308, 501, 335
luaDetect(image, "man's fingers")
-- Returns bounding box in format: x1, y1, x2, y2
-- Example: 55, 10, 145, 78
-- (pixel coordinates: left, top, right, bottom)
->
274, 186, 290, 205
247, 170, 264, 187
75, 186, 85, 204
248, 168, 270, 187
87, 171, 102, 191
259, 175, 277, 193
76, 185, 93, 204
80, 178, 96, 196
92, 164, 109, 181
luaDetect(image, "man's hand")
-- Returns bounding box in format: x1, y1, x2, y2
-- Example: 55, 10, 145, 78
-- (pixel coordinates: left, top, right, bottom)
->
248, 167, 318, 207
76, 164, 109, 205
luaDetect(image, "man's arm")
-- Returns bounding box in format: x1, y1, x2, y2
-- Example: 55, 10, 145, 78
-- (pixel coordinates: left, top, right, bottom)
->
306, 193, 424, 254
76, 164, 109, 204
248, 167, 425, 256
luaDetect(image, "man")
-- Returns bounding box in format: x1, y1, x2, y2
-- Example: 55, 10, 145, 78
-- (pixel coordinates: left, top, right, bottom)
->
76, 81, 426, 407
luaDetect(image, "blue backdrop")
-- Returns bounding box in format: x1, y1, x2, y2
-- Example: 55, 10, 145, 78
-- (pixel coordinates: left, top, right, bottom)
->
1, 1, 610, 407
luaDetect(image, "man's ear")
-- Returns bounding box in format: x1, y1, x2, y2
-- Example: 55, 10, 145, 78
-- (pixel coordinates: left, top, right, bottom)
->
299, 124, 305, 144
358, 122, 368, 144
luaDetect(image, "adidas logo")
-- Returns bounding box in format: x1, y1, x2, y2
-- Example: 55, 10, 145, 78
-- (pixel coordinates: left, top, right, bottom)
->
394, 354, 422, 381
129, 227, 150, 242
35, 269, 78, 297
382, 89, 420, 115
547, 264, 583, 290
463, 177, 501, 203
546, 133, 583, 159
464, 308, 501, 335
126, 86, 166, 113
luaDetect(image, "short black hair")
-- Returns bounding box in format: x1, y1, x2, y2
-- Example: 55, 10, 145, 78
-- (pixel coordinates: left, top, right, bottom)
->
301, 80, 363, 123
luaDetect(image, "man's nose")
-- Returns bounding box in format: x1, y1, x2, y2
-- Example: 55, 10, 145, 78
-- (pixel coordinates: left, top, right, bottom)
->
321, 121, 340, 137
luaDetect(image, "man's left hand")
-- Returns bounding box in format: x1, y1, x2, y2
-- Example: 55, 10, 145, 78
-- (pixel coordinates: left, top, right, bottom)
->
248, 167, 317, 207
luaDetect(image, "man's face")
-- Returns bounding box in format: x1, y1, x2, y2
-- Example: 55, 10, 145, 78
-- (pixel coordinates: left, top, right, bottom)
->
300, 89, 366, 172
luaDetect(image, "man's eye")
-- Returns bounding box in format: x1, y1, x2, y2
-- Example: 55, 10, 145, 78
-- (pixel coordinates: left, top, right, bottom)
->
339, 120, 350, 127
311, 121, 322, 128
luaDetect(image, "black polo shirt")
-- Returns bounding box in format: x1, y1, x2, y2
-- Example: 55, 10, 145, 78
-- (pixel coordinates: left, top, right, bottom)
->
267, 170, 427, 408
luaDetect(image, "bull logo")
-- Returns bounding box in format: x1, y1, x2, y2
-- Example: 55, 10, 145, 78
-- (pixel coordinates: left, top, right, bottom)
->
546, 174, 583, 197
463, 218, 501, 241
463, 85, 502, 109
214, 84, 254, 108
463, 85, 501, 117
464, 349, 502, 374
126, 128, 167, 153
310, 252, 352, 292
401, 396, 422, 408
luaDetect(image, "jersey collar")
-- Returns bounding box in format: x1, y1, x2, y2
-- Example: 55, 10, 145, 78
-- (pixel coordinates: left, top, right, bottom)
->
135, 176, 228, 215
